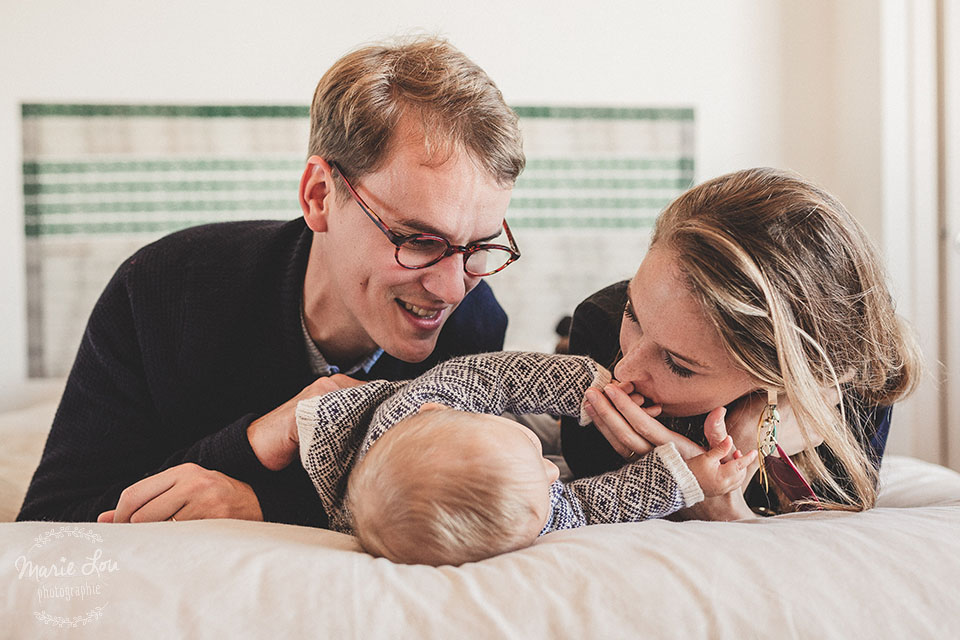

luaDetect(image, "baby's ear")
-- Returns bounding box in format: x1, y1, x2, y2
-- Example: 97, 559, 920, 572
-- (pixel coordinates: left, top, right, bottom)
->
417, 402, 449, 413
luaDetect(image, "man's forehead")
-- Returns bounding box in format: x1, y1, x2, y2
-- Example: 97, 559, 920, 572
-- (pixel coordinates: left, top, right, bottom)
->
356, 137, 512, 242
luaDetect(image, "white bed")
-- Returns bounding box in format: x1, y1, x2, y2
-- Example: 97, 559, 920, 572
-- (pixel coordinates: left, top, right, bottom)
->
3, 382, 960, 639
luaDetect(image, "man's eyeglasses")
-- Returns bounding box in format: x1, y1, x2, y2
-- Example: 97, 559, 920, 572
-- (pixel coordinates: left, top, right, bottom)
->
331, 162, 521, 277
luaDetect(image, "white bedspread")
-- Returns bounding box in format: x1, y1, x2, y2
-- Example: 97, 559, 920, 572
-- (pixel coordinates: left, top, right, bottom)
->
3, 385, 960, 639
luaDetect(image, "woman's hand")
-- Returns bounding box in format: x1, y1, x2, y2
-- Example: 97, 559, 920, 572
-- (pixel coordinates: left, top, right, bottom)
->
582, 380, 706, 461
725, 390, 824, 460
677, 484, 755, 521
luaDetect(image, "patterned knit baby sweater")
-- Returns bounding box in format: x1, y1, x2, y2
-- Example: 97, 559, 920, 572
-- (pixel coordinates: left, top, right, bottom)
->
297, 351, 704, 535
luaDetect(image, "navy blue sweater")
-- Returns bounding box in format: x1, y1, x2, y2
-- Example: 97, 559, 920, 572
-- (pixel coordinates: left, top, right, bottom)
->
17, 219, 507, 527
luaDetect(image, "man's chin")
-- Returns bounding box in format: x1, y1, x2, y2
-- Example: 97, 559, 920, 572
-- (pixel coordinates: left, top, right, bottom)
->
387, 337, 441, 364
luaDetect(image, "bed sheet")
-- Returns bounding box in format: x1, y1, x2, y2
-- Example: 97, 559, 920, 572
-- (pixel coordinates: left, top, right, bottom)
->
3, 385, 960, 639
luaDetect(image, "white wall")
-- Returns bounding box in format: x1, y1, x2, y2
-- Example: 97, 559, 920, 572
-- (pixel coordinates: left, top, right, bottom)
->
946, 0, 960, 470
4, 0, 943, 465
0, 0, 794, 389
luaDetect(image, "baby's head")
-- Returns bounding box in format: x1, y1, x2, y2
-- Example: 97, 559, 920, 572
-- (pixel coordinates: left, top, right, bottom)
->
347, 405, 560, 566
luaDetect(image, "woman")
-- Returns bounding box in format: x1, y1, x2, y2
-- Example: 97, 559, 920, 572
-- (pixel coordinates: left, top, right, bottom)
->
561, 167, 921, 517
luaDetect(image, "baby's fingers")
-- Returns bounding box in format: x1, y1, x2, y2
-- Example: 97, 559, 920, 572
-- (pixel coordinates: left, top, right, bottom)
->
705, 435, 735, 463
720, 450, 758, 490
707, 449, 746, 493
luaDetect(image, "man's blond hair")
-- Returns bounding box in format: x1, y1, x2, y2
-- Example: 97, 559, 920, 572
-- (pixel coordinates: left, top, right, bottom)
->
347, 408, 544, 566
308, 35, 525, 197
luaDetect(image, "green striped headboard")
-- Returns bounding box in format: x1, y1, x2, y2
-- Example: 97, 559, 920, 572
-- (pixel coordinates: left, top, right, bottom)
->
23, 104, 694, 377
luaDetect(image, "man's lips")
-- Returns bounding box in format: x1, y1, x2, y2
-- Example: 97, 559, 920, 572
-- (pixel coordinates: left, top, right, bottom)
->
396, 299, 449, 332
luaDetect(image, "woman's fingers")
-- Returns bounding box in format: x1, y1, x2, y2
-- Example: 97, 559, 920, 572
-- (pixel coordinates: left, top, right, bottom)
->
583, 388, 654, 459
584, 385, 706, 460
602, 384, 706, 458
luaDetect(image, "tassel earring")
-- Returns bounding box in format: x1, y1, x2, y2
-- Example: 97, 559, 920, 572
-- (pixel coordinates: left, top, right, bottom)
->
756, 389, 780, 490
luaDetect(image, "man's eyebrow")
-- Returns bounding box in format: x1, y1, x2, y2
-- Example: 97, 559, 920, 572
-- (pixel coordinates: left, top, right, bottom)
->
394, 218, 503, 244
625, 287, 710, 370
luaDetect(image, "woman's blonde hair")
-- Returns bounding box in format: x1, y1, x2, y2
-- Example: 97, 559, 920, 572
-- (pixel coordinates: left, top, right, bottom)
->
651, 167, 922, 510
347, 408, 545, 566
308, 35, 525, 195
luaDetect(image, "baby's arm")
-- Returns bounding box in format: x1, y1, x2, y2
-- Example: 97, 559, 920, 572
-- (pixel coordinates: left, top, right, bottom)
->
296, 381, 406, 531
545, 442, 705, 532
368, 352, 611, 427
544, 413, 755, 531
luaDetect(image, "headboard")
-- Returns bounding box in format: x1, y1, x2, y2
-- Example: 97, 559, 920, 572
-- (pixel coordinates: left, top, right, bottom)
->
22, 104, 694, 376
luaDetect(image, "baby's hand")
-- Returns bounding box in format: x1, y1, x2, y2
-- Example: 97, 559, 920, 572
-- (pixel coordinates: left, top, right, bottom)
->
686, 436, 759, 498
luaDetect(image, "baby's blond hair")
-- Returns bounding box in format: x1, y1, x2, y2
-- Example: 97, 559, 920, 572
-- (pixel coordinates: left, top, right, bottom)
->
347, 408, 545, 566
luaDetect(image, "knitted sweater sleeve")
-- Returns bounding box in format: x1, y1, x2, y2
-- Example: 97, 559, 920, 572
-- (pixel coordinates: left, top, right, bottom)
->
295, 351, 612, 531
359, 351, 613, 456
540, 442, 704, 533
295, 381, 405, 532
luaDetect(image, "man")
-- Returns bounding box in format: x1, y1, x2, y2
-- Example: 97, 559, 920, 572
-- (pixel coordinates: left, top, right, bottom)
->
17, 37, 525, 528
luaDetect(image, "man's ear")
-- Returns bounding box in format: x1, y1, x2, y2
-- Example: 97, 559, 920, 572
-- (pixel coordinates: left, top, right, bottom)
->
299, 155, 335, 232
417, 402, 449, 414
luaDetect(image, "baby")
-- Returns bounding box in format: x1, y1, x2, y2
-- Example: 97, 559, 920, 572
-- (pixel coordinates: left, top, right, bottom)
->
297, 352, 755, 566
348, 404, 749, 565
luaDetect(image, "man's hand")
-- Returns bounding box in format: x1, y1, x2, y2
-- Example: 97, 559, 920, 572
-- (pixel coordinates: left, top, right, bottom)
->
97, 463, 263, 523
247, 374, 363, 471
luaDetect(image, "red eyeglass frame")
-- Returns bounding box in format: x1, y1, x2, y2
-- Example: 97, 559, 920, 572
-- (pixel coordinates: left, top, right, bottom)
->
330, 162, 521, 277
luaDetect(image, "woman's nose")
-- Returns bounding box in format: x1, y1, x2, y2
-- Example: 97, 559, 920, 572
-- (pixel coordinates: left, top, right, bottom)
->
615, 345, 651, 383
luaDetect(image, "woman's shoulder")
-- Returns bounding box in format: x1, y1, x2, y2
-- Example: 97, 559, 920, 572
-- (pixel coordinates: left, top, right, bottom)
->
574, 281, 629, 319
568, 281, 629, 368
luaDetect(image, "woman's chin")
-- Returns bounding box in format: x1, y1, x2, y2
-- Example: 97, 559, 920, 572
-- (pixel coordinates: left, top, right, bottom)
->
660, 407, 703, 419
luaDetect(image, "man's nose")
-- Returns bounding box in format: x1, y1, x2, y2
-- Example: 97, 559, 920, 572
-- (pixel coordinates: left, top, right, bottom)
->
419, 253, 472, 304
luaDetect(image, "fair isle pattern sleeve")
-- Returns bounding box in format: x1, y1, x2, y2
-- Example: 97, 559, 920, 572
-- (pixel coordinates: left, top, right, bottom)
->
296, 351, 610, 533
357, 351, 612, 458
296, 381, 406, 532
541, 442, 704, 533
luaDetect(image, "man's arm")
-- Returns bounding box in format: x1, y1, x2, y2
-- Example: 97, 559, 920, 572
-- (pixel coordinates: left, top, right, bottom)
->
17, 260, 321, 525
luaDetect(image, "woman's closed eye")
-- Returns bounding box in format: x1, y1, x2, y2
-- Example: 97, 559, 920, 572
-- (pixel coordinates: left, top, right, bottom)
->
625, 297, 695, 377
662, 352, 694, 378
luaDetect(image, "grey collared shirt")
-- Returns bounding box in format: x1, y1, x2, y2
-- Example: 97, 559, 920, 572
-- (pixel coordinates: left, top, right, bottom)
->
300, 306, 383, 377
